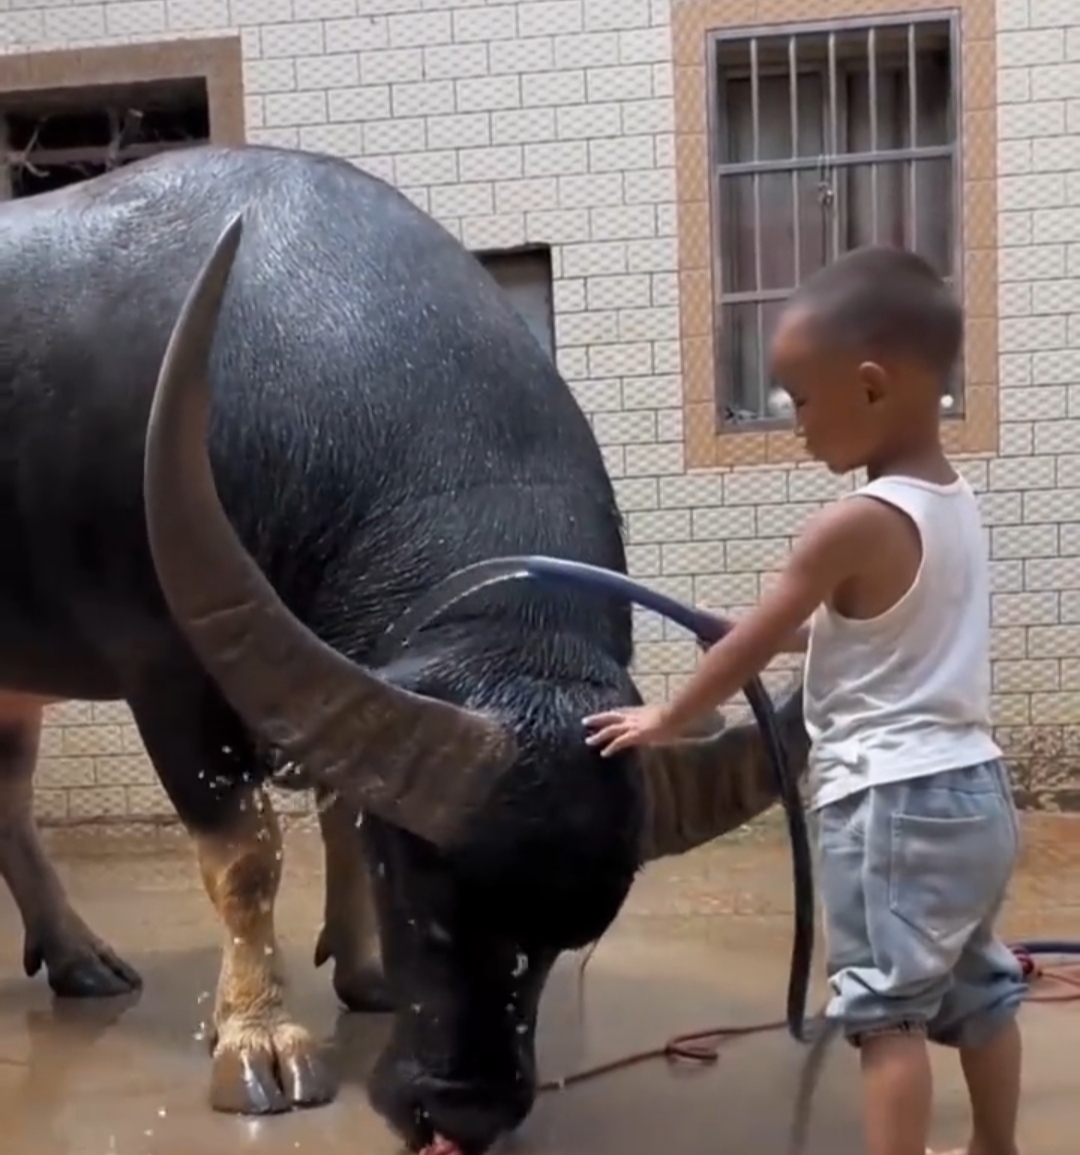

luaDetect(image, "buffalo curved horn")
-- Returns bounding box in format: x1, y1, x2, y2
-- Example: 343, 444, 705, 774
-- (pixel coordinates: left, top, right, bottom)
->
637, 686, 808, 861
142, 213, 517, 849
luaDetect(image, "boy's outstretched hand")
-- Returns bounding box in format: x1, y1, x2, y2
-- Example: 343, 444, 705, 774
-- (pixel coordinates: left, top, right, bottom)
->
582, 703, 678, 757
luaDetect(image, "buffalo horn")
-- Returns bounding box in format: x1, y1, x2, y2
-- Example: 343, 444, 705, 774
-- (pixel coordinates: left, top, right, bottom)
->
142, 213, 517, 849
637, 687, 808, 861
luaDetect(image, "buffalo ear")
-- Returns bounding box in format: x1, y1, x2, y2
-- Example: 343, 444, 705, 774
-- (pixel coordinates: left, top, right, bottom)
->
142, 213, 517, 849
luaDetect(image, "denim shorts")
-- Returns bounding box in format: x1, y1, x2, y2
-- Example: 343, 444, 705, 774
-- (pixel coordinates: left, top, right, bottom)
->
815, 759, 1027, 1048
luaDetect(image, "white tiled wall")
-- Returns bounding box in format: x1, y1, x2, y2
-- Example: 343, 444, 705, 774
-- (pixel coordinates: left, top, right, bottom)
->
994, 0, 1080, 801
2, 0, 1079, 821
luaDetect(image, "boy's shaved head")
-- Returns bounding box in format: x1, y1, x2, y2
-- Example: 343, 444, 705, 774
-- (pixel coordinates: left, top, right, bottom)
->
784, 246, 962, 381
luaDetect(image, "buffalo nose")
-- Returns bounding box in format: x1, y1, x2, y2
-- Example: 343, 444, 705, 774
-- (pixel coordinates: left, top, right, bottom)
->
369, 1054, 535, 1155
413, 1079, 533, 1155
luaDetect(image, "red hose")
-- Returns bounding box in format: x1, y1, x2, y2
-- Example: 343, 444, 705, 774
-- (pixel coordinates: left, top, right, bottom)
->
538, 943, 1080, 1094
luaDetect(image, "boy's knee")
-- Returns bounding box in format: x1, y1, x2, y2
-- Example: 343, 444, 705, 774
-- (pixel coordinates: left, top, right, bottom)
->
827, 962, 952, 1046
929, 969, 1027, 1050
931, 1000, 1022, 1050
845, 1018, 929, 1049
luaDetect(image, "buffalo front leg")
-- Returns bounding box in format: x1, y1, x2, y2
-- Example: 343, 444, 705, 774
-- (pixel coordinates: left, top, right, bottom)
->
0, 692, 140, 996
313, 785, 392, 1013
195, 789, 336, 1112
129, 681, 336, 1114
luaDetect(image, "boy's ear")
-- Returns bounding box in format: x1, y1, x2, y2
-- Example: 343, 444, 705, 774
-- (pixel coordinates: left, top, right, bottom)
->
857, 360, 888, 403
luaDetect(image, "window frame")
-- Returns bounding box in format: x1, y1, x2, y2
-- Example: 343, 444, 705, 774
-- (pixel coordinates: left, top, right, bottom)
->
0, 37, 244, 205
707, 13, 965, 430
672, 0, 998, 471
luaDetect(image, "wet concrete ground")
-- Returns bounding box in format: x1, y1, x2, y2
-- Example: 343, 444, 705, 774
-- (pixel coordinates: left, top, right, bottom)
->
2, 813, 1079, 1155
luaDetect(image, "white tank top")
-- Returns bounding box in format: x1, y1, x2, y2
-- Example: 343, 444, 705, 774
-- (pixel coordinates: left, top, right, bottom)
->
804, 474, 1002, 811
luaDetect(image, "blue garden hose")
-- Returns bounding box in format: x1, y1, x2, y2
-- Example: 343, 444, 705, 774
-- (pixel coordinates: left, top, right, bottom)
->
379, 555, 818, 1045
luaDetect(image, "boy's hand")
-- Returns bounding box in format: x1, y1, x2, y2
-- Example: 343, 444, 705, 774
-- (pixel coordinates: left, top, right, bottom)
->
582, 703, 678, 757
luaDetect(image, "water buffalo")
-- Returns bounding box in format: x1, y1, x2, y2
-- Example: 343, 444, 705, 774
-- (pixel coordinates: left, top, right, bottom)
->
0, 144, 809, 1154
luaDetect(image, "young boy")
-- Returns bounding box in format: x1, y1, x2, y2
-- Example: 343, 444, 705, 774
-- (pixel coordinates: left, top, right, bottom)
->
583, 246, 1026, 1155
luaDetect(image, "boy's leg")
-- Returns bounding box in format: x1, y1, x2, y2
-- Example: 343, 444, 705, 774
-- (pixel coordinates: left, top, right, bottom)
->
928, 762, 1026, 1155
928, 935, 1024, 1155
859, 1032, 934, 1155
819, 762, 1022, 1155
958, 1017, 1022, 1155
817, 789, 938, 1155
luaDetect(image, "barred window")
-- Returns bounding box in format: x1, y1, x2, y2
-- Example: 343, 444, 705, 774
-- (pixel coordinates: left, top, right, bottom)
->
711, 17, 960, 424
0, 78, 209, 200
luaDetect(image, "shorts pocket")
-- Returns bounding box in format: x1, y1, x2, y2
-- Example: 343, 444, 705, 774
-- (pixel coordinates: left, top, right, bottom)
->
887, 808, 1012, 952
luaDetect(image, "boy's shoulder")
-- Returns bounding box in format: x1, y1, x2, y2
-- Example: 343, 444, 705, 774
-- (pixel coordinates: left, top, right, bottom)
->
814, 486, 914, 537
791, 490, 915, 582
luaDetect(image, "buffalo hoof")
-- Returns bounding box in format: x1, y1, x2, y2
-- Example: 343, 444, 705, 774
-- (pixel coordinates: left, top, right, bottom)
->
209, 1021, 337, 1114
25, 919, 143, 999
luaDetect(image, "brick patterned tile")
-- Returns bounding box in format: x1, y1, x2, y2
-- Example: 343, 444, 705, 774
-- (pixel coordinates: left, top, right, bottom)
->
992, 625, 1027, 658
690, 503, 757, 539
68, 785, 129, 820
994, 658, 1061, 693
258, 21, 318, 57
93, 753, 155, 787
106, 3, 168, 37
425, 41, 487, 78
126, 782, 174, 815
991, 695, 1031, 725
1030, 624, 1080, 659
490, 37, 555, 75
46, 702, 94, 727
454, 6, 516, 44
37, 757, 97, 789
1027, 556, 1080, 592
993, 523, 1059, 559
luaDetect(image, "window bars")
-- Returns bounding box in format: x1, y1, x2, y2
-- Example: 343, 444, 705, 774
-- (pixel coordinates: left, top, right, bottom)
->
711, 16, 960, 423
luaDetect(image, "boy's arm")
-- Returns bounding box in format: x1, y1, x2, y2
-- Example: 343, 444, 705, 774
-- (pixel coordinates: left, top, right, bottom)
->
658, 499, 877, 732
780, 623, 811, 653
704, 618, 809, 653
